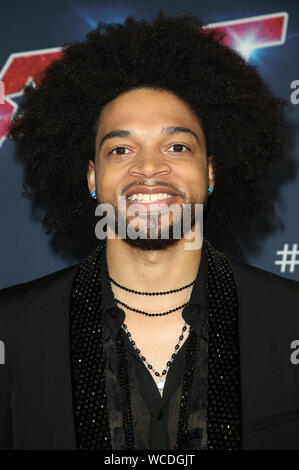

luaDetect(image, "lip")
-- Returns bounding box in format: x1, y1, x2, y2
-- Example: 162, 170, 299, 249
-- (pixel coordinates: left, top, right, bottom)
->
125, 185, 180, 198
126, 194, 181, 212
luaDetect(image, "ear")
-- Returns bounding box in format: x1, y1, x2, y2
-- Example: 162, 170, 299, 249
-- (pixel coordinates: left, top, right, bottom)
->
87, 160, 96, 193
207, 155, 215, 190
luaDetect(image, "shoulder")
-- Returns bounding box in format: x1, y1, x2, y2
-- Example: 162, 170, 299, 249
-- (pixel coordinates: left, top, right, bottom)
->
229, 256, 299, 294
0, 264, 80, 329
228, 256, 299, 323
228, 259, 299, 425
0, 263, 80, 304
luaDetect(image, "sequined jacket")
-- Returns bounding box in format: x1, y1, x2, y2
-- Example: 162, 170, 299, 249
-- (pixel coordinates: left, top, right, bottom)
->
0, 248, 299, 449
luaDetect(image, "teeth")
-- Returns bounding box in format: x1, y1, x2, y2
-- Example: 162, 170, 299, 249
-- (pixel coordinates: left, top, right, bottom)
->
127, 192, 174, 202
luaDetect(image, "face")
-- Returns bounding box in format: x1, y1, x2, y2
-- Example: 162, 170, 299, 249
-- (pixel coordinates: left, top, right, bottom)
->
87, 87, 214, 251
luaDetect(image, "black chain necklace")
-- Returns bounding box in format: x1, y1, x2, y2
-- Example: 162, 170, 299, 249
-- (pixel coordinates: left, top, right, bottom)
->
114, 297, 190, 317
105, 264, 194, 317
122, 321, 189, 393
107, 272, 196, 295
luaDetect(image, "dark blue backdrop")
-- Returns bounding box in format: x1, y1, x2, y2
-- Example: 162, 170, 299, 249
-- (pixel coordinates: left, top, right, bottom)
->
0, 0, 298, 288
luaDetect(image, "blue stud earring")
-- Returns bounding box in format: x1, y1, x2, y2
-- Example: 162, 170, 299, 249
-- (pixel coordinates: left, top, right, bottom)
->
208, 185, 213, 194
90, 190, 96, 199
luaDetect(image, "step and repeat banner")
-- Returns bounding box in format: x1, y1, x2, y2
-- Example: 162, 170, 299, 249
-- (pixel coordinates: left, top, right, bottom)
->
0, 0, 298, 287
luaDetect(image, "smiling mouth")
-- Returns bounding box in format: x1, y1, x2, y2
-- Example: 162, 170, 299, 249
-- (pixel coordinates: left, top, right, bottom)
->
126, 194, 181, 212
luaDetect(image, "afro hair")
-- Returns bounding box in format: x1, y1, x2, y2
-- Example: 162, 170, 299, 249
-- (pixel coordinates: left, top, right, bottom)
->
8, 10, 289, 259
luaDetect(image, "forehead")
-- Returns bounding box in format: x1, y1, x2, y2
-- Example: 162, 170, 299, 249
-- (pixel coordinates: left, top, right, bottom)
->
96, 88, 204, 138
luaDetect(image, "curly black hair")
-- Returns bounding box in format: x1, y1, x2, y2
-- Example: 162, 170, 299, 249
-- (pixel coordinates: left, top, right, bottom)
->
8, 10, 289, 260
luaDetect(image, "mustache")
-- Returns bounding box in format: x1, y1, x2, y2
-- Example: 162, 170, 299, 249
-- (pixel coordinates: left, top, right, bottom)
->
121, 180, 183, 197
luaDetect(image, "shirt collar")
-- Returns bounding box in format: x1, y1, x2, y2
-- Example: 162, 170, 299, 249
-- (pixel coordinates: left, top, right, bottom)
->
100, 239, 207, 339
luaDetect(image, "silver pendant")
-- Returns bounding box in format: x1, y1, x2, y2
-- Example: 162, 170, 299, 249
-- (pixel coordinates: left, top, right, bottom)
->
157, 380, 165, 391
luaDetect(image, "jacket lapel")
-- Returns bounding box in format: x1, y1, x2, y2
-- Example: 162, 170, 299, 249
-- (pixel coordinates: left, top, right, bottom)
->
70, 243, 112, 449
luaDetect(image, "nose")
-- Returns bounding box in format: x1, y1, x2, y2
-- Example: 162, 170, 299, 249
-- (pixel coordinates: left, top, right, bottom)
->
128, 150, 171, 178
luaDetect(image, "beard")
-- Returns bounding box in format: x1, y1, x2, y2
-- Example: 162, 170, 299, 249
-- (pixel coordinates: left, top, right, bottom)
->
97, 191, 208, 252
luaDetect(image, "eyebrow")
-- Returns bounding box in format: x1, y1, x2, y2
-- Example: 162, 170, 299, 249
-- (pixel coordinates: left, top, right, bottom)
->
98, 126, 201, 152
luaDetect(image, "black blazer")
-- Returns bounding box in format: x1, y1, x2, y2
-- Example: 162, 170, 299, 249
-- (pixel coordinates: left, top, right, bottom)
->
0, 257, 299, 450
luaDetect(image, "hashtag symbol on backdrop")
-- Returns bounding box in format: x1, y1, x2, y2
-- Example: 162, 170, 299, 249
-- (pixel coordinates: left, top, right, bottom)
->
274, 243, 299, 273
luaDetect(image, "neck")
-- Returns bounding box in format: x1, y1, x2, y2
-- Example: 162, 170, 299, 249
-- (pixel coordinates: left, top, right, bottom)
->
105, 236, 203, 294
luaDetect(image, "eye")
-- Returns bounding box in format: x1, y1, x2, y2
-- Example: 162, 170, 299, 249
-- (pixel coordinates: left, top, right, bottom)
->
109, 146, 131, 155
168, 144, 190, 153
108, 144, 190, 156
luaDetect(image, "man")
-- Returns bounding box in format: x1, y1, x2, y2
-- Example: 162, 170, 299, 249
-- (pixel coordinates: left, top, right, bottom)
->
1, 12, 299, 450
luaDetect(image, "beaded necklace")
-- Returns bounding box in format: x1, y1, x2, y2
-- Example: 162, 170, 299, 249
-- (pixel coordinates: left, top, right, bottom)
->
107, 265, 195, 317
107, 261, 194, 392
121, 321, 189, 394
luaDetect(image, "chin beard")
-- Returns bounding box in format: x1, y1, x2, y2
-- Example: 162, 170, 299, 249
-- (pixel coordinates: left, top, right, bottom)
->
122, 217, 186, 251
115, 201, 206, 252
97, 193, 208, 252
